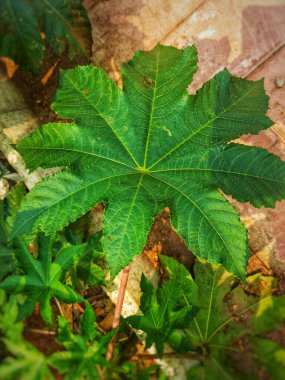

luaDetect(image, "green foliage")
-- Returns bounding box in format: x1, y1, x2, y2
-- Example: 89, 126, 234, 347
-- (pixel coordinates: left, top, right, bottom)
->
0, 183, 26, 280
0, 290, 23, 343
126, 256, 197, 356
1, 298, 157, 380
1, 43, 285, 378
0, 0, 43, 73
48, 305, 115, 380
58, 217, 107, 288
0, 202, 15, 281
33, 0, 91, 59
0, 300, 114, 380
75, 231, 107, 287
0, 234, 85, 323
105, 362, 166, 380
0, 0, 91, 73
5, 183, 26, 232
159, 254, 198, 309
252, 337, 285, 380
127, 259, 285, 377
0, 289, 54, 379
0, 339, 54, 380
13, 44, 285, 280
185, 262, 285, 379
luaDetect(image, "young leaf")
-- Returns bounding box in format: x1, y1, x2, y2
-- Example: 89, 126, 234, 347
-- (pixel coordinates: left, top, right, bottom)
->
76, 232, 106, 286
0, 0, 44, 73
81, 302, 96, 341
49, 312, 115, 379
159, 254, 198, 308
0, 339, 54, 380
126, 256, 197, 356
13, 44, 285, 279
0, 290, 23, 343
0, 234, 85, 323
0, 293, 53, 380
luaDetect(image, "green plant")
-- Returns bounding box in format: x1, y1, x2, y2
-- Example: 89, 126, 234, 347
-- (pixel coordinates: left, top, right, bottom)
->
251, 338, 285, 380
0, 183, 26, 281
0, 0, 91, 73
126, 255, 198, 356
0, 233, 86, 323
0, 296, 165, 380
129, 257, 285, 379
0, 289, 53, 380
13, 44, 285, 281
185, 263, 285, 378
73, 231, 107, 288
48, 304, 115, 379
1, 339, 53, 380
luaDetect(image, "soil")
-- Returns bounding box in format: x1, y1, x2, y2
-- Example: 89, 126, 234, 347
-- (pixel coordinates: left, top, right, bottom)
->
1, 45, 89, 125
23, 303, 61, 357
143, 208, 195, 274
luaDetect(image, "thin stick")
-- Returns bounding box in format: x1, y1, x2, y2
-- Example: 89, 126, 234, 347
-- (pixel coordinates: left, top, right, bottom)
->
26, 328, 56, 335
54, 297, 64, 316
106, 265, 131, 361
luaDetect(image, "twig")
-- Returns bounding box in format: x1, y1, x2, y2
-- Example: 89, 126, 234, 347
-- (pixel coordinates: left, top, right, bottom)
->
106, 265, 131, 361
96, 323, 107, 335
73, 303, 85, 313
138, 352, 204, 361
54, 297, 64, 317
26, 328, 56, 335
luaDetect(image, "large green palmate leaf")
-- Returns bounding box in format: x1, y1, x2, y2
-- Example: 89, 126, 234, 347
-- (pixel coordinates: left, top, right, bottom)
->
0, 234, 85, 323
13, 44, 285, 279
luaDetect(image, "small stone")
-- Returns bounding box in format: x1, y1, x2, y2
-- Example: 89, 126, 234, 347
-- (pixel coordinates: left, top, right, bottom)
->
274, 77, 285, 88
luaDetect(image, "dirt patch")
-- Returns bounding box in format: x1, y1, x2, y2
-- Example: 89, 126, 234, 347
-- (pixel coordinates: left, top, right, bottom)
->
143, 208, 195, 273
1, 45, 89, 125
23, 303, 61, 356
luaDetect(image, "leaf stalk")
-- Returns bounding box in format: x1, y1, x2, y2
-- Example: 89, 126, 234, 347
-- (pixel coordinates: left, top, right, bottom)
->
106, 265, 131, 361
